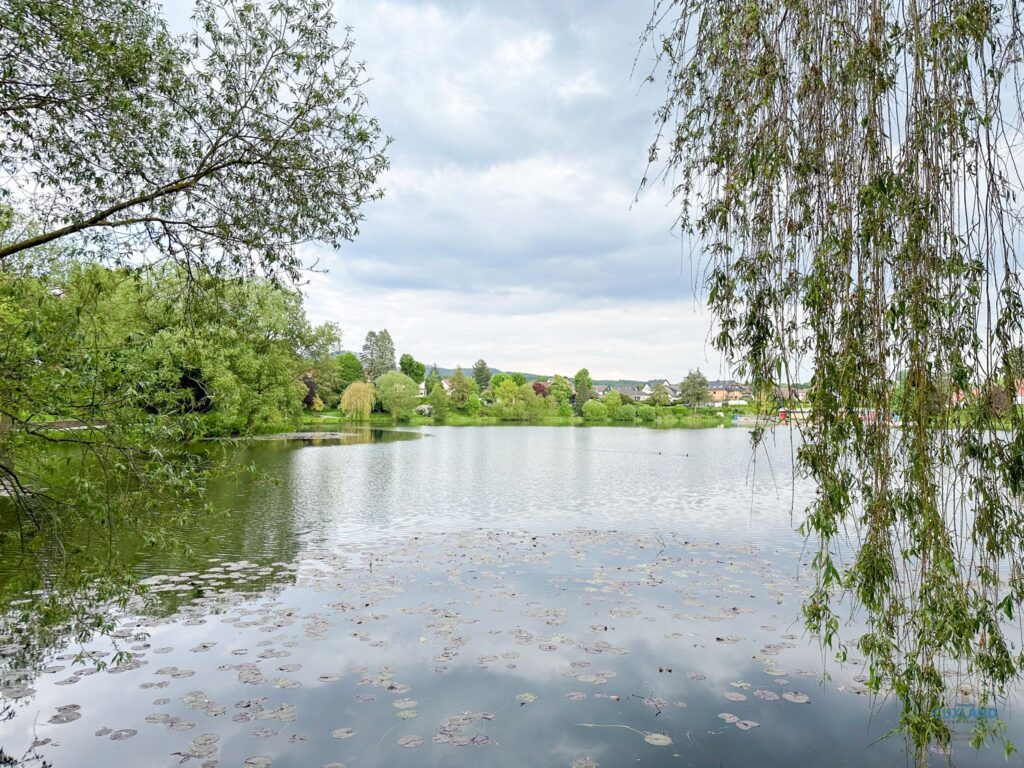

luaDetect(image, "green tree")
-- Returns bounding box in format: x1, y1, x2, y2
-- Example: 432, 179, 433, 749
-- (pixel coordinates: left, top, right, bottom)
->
573, 369, 594, 414
360, 329, 396, 382
374, 371, 418, 421
427, 383, 449, 420
648, 382, 672, 407
581, 399, 607, 422
548, 375, 572, 407
603, 389, 623, 410
678, 370, 710, 408
472, 359, 492, 391
449, 365, 473, 408
335, 353, 366, 401
648, 1, 1024, 753
0, 0, 388, 280
340, 381, 375, 420
493, 377, 520, 406
399, 353, 425, 383
425, 364, 442, 394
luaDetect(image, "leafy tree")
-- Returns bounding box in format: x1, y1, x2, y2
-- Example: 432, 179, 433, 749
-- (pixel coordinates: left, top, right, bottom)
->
374, 371, 417, 421
532, 381, 549, 398
548, 375, 572, 407
0, 257, 333, 646
603, 389, 622, 410
493, 377, 520, 406
427, 383, 449, 420
449, 365, 474, 408
489, 372, 524, 391
425, 364, 442, 394
581, 399, 607, 421
399, 353, 425, 383
648, 382, 672, 407
472, 359, 491, 391
0, 0, 388, 280
648, 1, 1024, 753
573, 369, 594, 414
678, 370, 710, 407
464, 392, 482, 416
333, 352, 366, 404
340, 381, 375, 420
360, 329, 396, 382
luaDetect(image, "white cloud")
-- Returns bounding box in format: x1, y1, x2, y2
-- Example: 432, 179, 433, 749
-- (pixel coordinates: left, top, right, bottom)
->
163, 0, 723, 380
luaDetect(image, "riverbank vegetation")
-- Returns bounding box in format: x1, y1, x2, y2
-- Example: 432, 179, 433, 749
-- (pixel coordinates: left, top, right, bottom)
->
0, 0, 388, 651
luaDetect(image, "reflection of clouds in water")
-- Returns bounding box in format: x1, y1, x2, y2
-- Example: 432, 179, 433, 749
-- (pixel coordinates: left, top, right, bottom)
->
232, 427, 814, 553
2, 530, 1001, 767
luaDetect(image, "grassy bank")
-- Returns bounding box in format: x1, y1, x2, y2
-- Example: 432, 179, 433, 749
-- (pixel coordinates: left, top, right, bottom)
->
292, 407, 737, 430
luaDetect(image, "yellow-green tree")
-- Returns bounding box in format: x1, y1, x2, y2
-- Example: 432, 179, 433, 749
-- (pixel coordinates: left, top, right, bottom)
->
340, 381, 375, 420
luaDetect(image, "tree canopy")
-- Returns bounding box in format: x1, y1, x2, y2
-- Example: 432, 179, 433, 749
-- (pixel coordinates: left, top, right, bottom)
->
399, 353, 425, 383
360, 329, 396, 382
472, 359, 491, 391
374, 371, 418, 421
649, 0, 1024, 753
678, 370, 709, 407
0, 0, 388, 280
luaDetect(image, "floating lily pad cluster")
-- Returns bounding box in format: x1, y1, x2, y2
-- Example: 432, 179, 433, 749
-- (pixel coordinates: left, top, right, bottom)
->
0, 532, 890, 766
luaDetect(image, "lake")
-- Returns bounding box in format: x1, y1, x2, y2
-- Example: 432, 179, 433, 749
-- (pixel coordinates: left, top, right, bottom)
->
0, 426, 1017, 766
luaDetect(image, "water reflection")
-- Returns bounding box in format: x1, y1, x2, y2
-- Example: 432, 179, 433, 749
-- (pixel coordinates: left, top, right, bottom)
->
0, 428, 1018, 766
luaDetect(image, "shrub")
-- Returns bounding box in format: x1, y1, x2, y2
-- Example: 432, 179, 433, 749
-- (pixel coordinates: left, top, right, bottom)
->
613, 404, 636, 421
638, 404, 655, 422
582, 400, 608, 421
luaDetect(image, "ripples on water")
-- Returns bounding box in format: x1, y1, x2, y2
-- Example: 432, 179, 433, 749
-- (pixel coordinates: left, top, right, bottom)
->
0, 427, 1017, 766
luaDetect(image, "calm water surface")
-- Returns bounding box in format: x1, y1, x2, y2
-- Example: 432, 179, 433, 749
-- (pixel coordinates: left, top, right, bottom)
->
0, 427, 1017, 766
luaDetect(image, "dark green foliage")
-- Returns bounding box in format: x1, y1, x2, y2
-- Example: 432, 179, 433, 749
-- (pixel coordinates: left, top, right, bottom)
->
472, 359, 492, 391
573, 368, 594, 414
399, 353, 425, 383
360, 329, 396, 382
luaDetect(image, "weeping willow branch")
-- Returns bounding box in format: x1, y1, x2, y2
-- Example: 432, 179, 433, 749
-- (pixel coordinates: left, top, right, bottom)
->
646, 0, 1024, 759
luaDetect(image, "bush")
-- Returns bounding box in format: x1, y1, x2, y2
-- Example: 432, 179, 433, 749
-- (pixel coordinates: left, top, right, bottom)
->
557, 403, 574, 418
582, 400, 608, 421
638, 404, 655, 422
613, 404, 636, 421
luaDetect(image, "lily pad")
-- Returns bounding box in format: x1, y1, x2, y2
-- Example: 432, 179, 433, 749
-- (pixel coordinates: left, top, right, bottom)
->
643, 732, 672, 746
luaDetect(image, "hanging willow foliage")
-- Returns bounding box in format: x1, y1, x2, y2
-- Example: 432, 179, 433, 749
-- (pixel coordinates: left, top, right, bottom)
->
646, 0, 1024, 758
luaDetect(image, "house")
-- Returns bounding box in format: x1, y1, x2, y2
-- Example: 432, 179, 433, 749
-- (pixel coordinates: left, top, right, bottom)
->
775, 387, 809, 403
613, 385, 645, 402
707, 380, 750, 403
417, 382, 426, 397
642, 380, 680, 400
440, 379, 453, 393
592, 385, 610, 398
1017, 380, 1024, 406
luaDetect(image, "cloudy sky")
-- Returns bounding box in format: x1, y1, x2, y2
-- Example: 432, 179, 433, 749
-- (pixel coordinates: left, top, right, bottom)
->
181, 0, 725, 381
